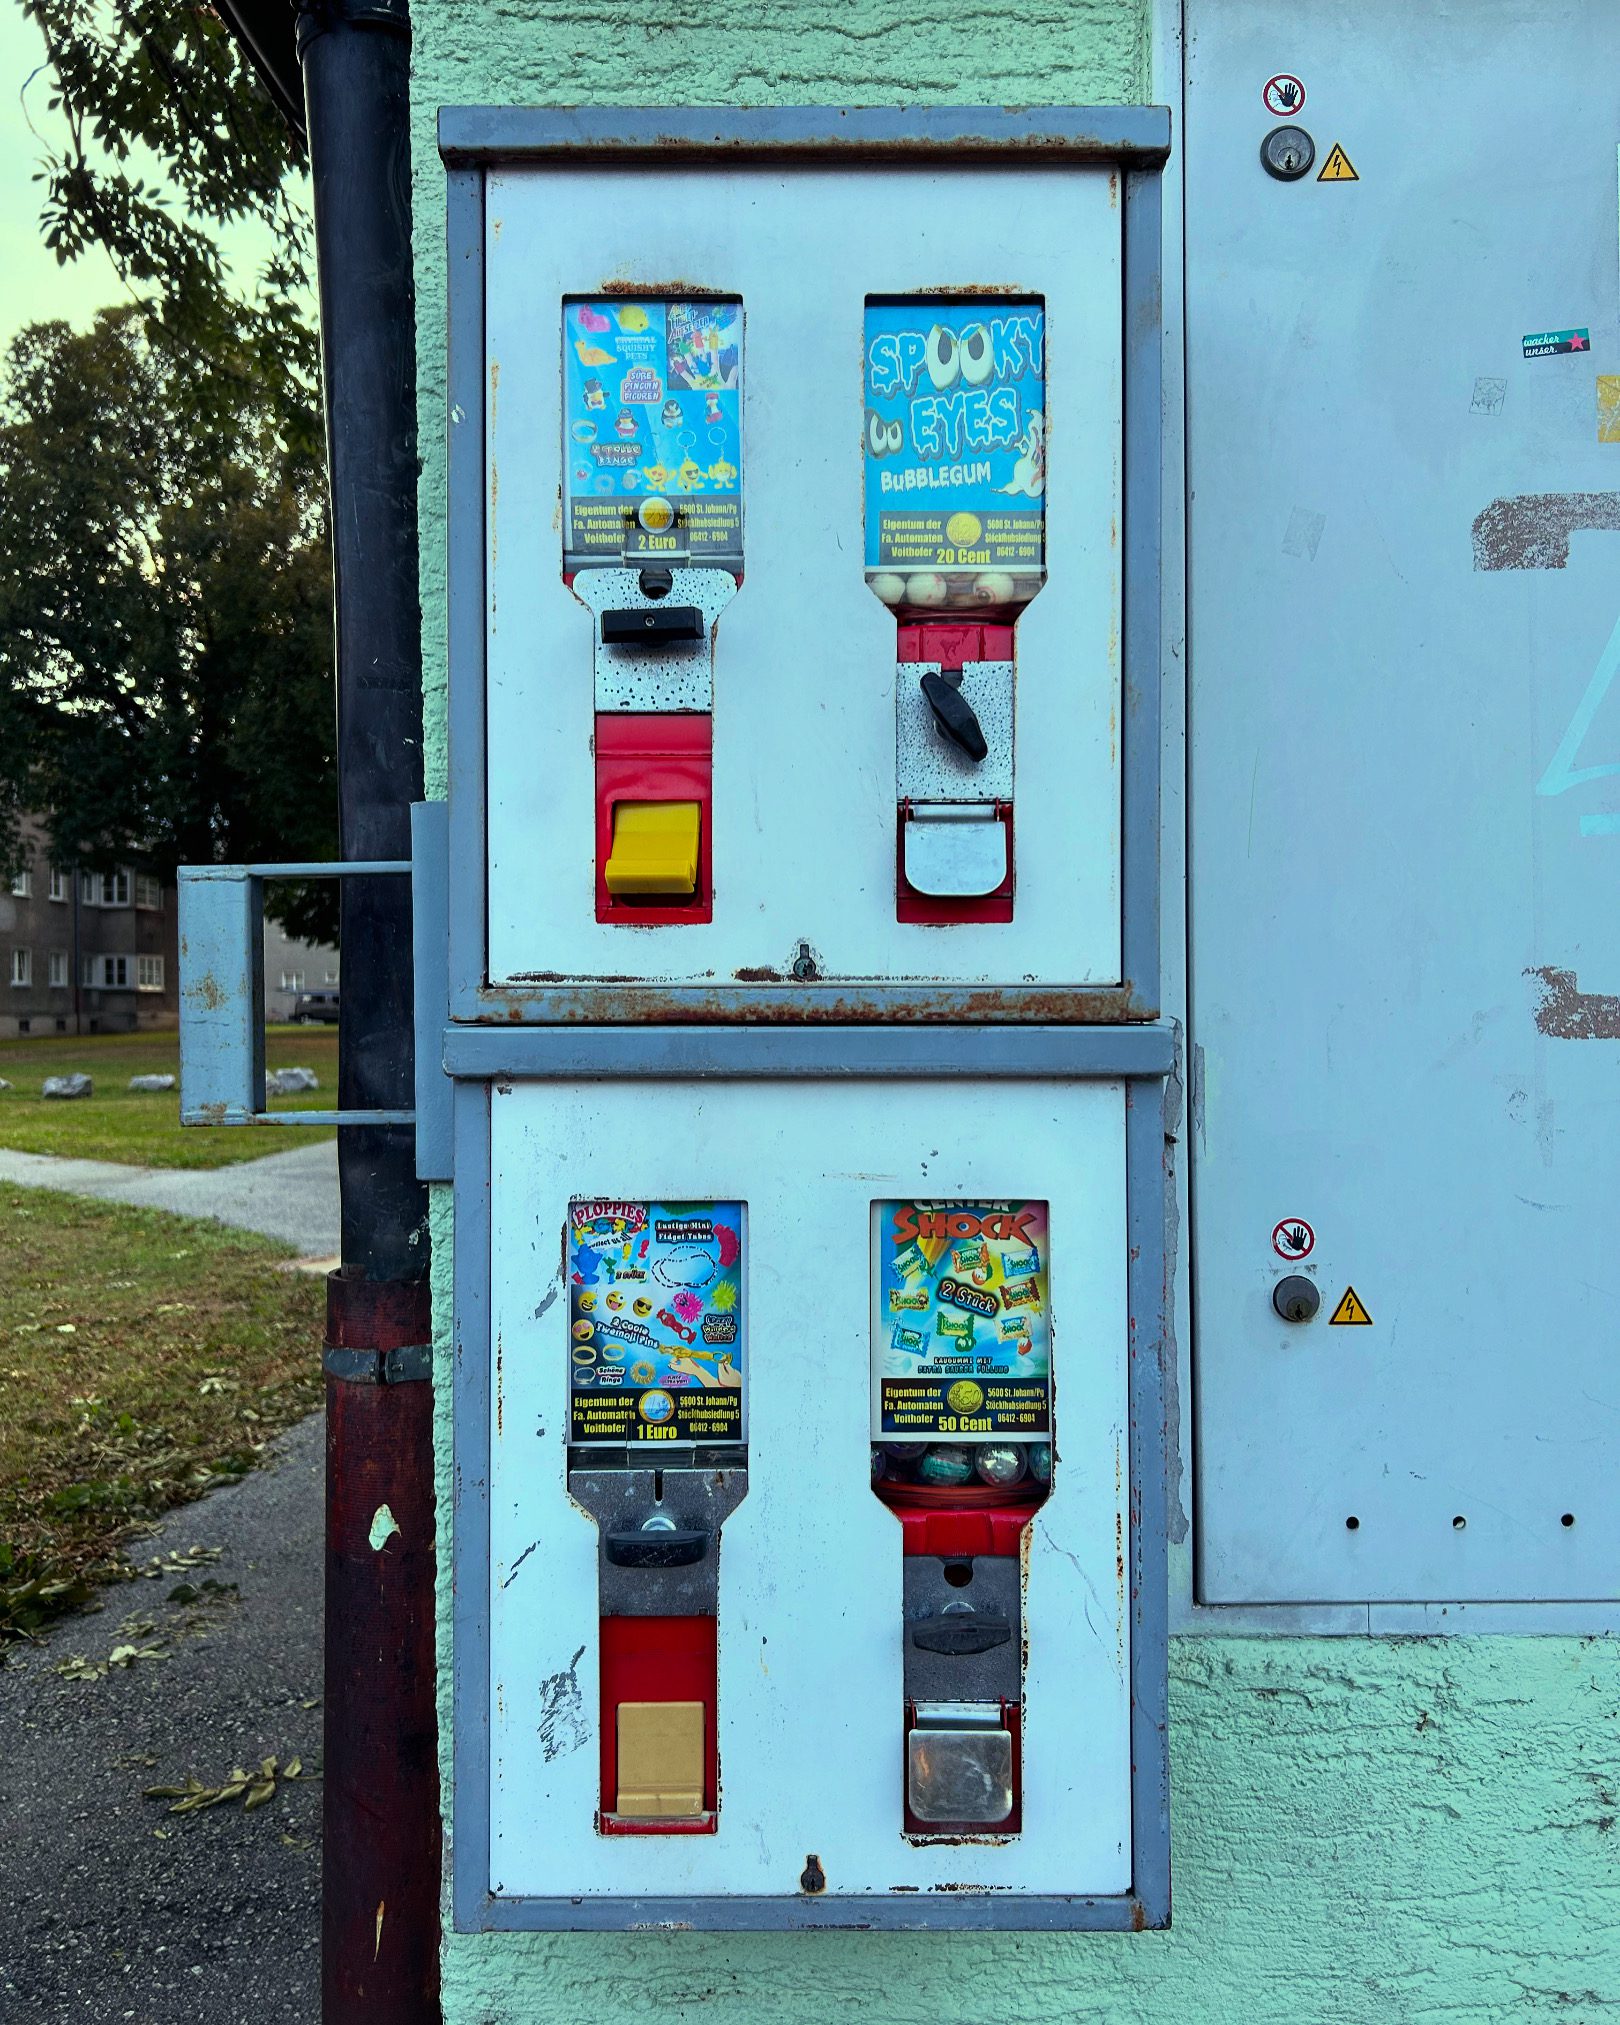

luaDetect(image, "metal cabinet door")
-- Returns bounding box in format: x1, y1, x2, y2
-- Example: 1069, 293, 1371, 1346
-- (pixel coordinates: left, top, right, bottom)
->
1187, 0, 1620, 1603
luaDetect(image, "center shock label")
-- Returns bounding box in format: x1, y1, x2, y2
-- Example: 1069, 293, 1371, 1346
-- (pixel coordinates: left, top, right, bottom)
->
871, 1199, 1051, 1438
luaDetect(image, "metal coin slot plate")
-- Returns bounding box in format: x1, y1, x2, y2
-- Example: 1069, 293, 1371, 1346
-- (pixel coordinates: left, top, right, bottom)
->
574, 567, 737, 714
896, 661, 1014, 803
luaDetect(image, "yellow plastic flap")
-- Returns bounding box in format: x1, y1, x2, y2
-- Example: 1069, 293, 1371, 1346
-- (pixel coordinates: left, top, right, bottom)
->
604, 801, 701, 897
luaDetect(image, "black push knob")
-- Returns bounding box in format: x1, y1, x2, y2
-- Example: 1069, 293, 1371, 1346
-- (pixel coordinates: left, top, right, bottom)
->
601, 605, 704, 648
920, 671, 988, 763
910, 1604, 1012, 1655
1273, 1275, 1321, 1324
605, 1528, 710, 1568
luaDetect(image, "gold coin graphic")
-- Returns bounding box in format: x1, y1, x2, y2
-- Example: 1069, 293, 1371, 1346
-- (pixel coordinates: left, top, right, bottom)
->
945, 510, 983, 547
946, 1379, 985, 1414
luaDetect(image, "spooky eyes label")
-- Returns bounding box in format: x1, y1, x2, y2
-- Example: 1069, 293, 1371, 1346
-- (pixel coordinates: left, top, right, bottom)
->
568, 1200, 746, 1445
871, 1200, 1051, 1439
863, 298, 1045, 594
561, 298, 743, 566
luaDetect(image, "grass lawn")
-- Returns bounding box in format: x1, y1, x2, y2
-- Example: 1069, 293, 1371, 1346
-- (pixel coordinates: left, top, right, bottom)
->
0, 1187, 323, 1639
0, 1024, 337, 1169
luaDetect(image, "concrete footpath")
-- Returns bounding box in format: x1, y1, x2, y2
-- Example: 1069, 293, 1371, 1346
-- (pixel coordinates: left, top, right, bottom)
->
0, 1140, 339, 1258
0, 1415, 324, 2024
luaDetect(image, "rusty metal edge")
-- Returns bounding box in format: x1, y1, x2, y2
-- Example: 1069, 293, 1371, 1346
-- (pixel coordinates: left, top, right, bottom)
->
461, 984, 1159, 1025
439, 104, 1173, 169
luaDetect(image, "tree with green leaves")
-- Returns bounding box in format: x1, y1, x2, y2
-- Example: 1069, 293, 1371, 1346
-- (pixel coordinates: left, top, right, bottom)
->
0, 308, 337, 939
7, 0, 337, 936
20, 0, 318, 463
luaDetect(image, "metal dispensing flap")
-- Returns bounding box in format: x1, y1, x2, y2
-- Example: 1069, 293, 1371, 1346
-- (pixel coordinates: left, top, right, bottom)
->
902, 805, 1009, 897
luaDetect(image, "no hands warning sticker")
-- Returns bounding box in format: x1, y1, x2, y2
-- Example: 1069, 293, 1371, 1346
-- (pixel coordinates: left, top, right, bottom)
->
1262, 74, 1305, 116
1329, 1286, 1373, 1325
1272, 1218, 1315, 1260
1317, 143, 1358, 182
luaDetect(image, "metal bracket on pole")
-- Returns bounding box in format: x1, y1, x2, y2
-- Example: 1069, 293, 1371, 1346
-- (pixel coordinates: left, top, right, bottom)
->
178, 858, 414, 1131
323, 1343, 433, 1384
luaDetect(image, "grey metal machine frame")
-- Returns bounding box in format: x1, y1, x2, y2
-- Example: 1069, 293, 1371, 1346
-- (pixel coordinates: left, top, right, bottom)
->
440, 105, 1175, 1933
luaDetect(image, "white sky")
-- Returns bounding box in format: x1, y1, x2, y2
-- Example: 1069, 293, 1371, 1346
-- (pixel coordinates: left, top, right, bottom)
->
0, 4, 295, 351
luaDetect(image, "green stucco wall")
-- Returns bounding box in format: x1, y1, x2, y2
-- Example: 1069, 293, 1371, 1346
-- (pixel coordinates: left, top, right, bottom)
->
413, 6, 1620, 2018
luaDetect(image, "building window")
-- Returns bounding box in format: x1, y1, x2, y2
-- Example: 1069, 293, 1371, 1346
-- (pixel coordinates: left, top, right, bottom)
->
10, 948, 31, 987
47, 951, 66, 989
84, 954, 129, 989
48, 867, 67, 902
280, 969, 305, 992
9, 868, 31, 899
134, 874, 163, 911
136, 954, 164, 992
324, 969, 340, 986
81, 871, 131, 907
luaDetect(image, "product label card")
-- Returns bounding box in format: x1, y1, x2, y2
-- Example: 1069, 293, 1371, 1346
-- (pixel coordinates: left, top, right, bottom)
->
863, 299, 1046, 580
562, 299, 743, 565
871, 1200, 1051, 1438
568, 1200, 745, 1445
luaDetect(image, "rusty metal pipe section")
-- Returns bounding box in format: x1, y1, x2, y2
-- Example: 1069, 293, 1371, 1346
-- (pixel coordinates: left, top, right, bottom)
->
322, 1271, 440, 2020
297, 0, 437, 2012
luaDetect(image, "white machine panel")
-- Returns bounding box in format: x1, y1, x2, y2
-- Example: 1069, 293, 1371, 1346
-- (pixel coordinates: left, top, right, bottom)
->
485, 1077, 1130, 1899
483, 164, 1123, 986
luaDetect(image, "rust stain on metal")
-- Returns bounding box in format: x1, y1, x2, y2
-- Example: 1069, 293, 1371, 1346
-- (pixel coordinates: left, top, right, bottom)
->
599, 277, 714, 297
191, 970, 229, 1013
1526, 964, 1620, 1039
495, 1329, 504, 1439
908, 281, 1033, 298
732, 966, 783, 983
488, 981, 1149, 1025
1472, 492, 1620, 571
1131, 1898, 1148, 1932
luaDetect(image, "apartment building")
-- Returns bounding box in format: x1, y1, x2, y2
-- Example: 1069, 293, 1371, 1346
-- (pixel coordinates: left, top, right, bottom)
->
264, 917, 340, 1023
0, 818, 179, 1038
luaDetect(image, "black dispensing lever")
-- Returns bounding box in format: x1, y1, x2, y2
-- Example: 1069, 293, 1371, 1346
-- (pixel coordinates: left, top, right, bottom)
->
920, 670, 988, 763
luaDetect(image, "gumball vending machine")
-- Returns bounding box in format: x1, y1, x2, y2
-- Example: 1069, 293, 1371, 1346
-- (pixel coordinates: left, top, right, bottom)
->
437, 104, 1173, 1935
872, 1200, 1054, 1833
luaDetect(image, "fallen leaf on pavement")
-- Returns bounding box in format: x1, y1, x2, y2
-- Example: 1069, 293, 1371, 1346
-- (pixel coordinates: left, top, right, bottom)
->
145, 1754, 298, 1816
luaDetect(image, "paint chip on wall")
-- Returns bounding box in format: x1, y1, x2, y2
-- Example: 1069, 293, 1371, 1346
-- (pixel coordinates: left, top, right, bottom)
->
1281, 507, 1325, 560
1598, 377, 1620, 442
369, 1503, 402, 1551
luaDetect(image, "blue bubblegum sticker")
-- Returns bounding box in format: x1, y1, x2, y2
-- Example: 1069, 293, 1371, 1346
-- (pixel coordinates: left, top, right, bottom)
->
562, 299, 743, 566
863, 300, 1045, 583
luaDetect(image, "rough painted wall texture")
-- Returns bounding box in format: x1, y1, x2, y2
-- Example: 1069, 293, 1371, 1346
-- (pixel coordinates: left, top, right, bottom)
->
413, 5, 1620, 2018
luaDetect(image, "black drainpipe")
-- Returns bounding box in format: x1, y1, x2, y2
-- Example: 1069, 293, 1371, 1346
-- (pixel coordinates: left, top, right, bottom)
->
294, 2, 439, 2017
